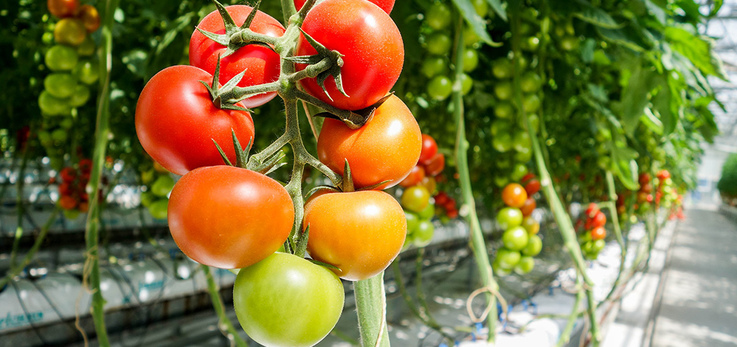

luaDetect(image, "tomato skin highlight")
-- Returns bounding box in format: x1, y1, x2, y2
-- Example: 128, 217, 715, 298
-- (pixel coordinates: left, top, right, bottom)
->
189, 5, 284, 108
135, 65, 255, 175
295, 0, 395, 13
304, 190, 406, 281
167, 166, 294, 269
317, 95, 421, 190
234, 253, 344, 347
297, 0, 404, 110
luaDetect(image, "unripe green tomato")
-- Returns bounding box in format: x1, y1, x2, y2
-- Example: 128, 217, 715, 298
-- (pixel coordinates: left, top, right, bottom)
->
492, 260, 512, 276
141, 169, 156, 184
460, 74, 473, 95
421, 56, 448, 78
405, 211, 420, 235
514, 148, 532, 163
522, 235, 542, 256
522, 94, 541, 113
73, 59, 100, 85
593, 239, 606, 252
513, 131, 532, 153
492, 132, 513, 152
497, 207, 523, 230
494, 175, 510, 188
492, 58, 513, 79
44, 73, 78, 98
426, 32, 452, 55
426, 3, 452, 30
464, 25, 481, 47
494, 102, 514, 119
463, 49, 479, 72
413, 220, 434, 247
521, 36, 540, 52
140, 191, 156, 208
77, 36, 96, 56
38, 130, 52, 145
471, 0, 488, 17
69, 84, 91, 107
402, 186, 431, 213
520, 72, 542, 93
151, 175, 175, 197
64, 209, 81, 219
148, 199, 169, 220
418, 202, 435, 220
510, 163, 528, 182
518, 113, 539, 131
560, 36, 579, 51
496, 248, 521, 269
42, 32, 55, 45
39, 91, 72, 116
51, 128, 68, 142
494, 81, 513, 100
502, 226, 529, 251
515, 256, 535, 274
491, 119, 512, 136
45, 45, 79, 71
496, 156, 512, 169
427, 75, 452, 100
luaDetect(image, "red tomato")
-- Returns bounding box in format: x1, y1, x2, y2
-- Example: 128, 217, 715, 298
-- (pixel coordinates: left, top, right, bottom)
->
75, 5, 100, 33
520, 173, 536, 184
399, 165, 425, 187
585, 203, 599, 219
520, 197, 536, 217
48, 0, 78, 18
295, 0, 395, 13
446, 209, 458, 219
79, 158, 92, 173
168, 166, 294, 269
639, 173, 650, 185
434, 191, 449, 206
419, 134, 438, 164
424, 152, 445, 177
58, 195, 77, 210
502, 183, 527, 208
60, 167, 76, 182
586, 211, 606, 229
135, 65, 255, 176
590, 227, 606, 240
317, 95, 421, 189
189, 5, 284, 108
297, 0, 404, 110
641, 183, 653, 194
304, 190, 406, 280
657, 170, 671, 180
58, 182, 72, 195
524, 179, 541, 196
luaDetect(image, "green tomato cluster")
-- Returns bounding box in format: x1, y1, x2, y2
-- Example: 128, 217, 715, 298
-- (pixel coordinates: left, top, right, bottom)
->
492, 185, 542, 276
139, 162, 175, 220
402, 185, 436, 248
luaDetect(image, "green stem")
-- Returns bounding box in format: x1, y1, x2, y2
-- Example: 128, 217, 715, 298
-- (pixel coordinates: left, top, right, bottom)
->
600, 171, 627, 303
451, 15, 498, 342
1, 208, 60, 289
202, 266, 248, 347
556, 275, 585, 347
9, 139, 30, 268
355, 272, 390, 347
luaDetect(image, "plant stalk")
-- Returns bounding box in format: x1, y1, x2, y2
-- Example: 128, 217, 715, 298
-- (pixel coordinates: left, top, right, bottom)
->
355, 272, 390, 347
202, 266, 248, 347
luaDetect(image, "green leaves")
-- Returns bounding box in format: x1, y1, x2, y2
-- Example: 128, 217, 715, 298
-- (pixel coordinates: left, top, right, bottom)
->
610, 147, 640, 190
573, 6, 621, 29
665, 26, 727, 80
451, 0, 502, 47
612, 59, 657, 135
485, 0, 507, 21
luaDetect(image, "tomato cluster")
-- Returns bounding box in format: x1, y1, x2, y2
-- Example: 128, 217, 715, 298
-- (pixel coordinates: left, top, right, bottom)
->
139, 160, 175, 220
492, 179, 542, 276
54, 158, 92, 218
38, 1, 101, 169
577, 203, 607, 260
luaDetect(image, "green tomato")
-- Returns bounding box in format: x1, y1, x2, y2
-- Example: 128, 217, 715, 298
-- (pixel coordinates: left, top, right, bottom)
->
513, 131, 532, 153
514, 256, 535, 274
514, 148, 532, 163
426, 32, 452, 55
492, 58, 513, 79
463, 49, 479, 72
418, 202, 435, 220
490, 119, 512, 136
492, 260, 512, 276
520, 72, 542, 93
77, 36, 96, 56
421, 56, 448, 78
45, 45, 79, 71
44, 73, 78, 98
503, 226, 529, 251
494, 102, 514, 119
518, 113, 539, 132
140, 191, 156, 208
471, 0, 489, 17
494, 175, 509, 188
494, 81, 513, 100
522, 94, 541, 113
492, 133, 513, 152
593, 239, 606, 252
426, 3, 452, 30
73, 59, 100, 85
38, 130, 52, 145
522, 235, 542, 256
521, 36, 540, 52
51, 128, 68, 142
496, 156, 512, 169
497, 207, 523, 230
496, 248, 521, 269
464, 25, 481, 47
38, 91, 72, 116
234, 253, 344, 347
405, 211, 420, 235
510, 163, 528, 182
560, 36, 579, 51
63, 209, 81, 219
413, 220, 435, 247
460, 73, 473, 95
148, 199, 169, 220
401, 186, 431, 213
69, 84, 91, 107
151, 175, 176, 197
427, 75, 452, 100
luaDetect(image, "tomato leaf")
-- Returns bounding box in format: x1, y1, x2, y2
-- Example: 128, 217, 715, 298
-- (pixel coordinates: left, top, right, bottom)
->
665, 26, 727, 80
451, 0, 502, 47
612, 59, 657, 135
484, 0, 507, 21
652, 79, 676, 136
610, 147, 639, 190
573, 6, 622, 29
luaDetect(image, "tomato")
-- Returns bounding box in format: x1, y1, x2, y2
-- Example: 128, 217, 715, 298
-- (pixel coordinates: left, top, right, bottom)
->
524, 179, 541, 196
463, 49, 479, 72
423, 152, 445, 177
559, 36, 579, 51
168, 166, 293, 269
189, 5, 284, 108
502, 226, 529, 251
77, 36, 95, 56
522, 216, 539, 235
461, 74, 473, 95
317, 95, 421, 190
136, 65, 255, 175
426, 32, 452, 55
492, 133, 513, 152
399, 165, 426, 187
44, 73, 77, 98
515, 256, 535, 274
522, 94, 541, 113
519, 72, 541, 93
464, 25, 481, 47
513, 131, 531, 153
521, 36, 540, 52
73, 59, 99, 85
585, 211, 606, 229
426, 3, 452, 30
413, 220, 434, 247
471, 0, 489, 17
296, 0, 395, 13
641, 182, 653, 194
427, 75, 452, 100
59, 167, 76, 182
54, 18, 87, 46
39, 91, 71, 116
297, 0, 404, 110
76, 4, 101, 32
490, 119, 512, 136
657, 170, 671, 180
590, 226, 606, 241
151, 175, 175, 197
497, 207, 523, 230
45, 45, 79, 71
522, 235, 542, 256
494, 81, 513, 100
495, 248, 521, 269
48, 0, 79, 18
494, 102, 514, 119
502, 183, 527, 208
520, 197, 536, 217
148, 199, 169, 219
234, 253, 344, 347
585, 203, 599, 219
405, 211, 420, 234
401, 186, 431, 213
419, 176, 437, 195
492, 58, 513, 79
421, 56, 448, 78
305, 190, 406, 280
419, 134, 438, 163
593, 239, 606, 252
58, 195, 77, 210
510, 163, 528, 182
69, 84, 90, 107
639, 173, 651, 185
519, 113, 540, 132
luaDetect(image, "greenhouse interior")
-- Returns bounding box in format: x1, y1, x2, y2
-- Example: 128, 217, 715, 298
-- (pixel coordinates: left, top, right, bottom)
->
1, 0, 737, 346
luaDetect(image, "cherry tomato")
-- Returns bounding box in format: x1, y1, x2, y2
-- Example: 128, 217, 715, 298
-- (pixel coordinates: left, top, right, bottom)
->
418, 202, 435, 220
426, 32, 452, 55
413, 220, 434, 247
399, 165, 426, 188
593, 239, 606, 252
73, 59, 99, 85
520, 197, 536, 217
427, 75, 452, 100
494, 81, 513, 100
590, 226, 606, 240
434, 191, 449, 206
189, 5, 284, 108
513, 131, 532, 153
58, 195, 77, 210
494, 102, 514, 119
463, 49, 479, 72
510, 163, 528, 183
317, 95, 421, 190
44, 73, 77, 98
502, 183, 528, 208
297, 0, 404, 110
54, 18, 87, 46
641, 183, 653, 193
305, 190, 406, 280
657, 170, 671, 180
39, 91, 71, 116
515, 256, 535, 274
521, 216, 539, 235
148, 199, 169, 219
585, 211, 606, 229
421, 56, 448, 78
77, 36, 95, 56
69, 84, 90, 107
460, 73, 473, 95
497, 207, 523, 230
495, 249, 521, 269
502, 226, 529, 251
48, 0, 79, 18
295, 0, 395, 13
135, 65, 255, 175
492, 133, 513, 152
405, 211, 420, 234
423, 152, 445, 177
446, 208, 459, 219
151, 175, 175, 197
419, 176, 437, 195
639, 173, 651, 185
524, 179, 541, 196
76, 4, 100, 32
492, 58, 513, 79
45, 45, 79, 71
60, 167, 76, 182
419, 134, 438, 163
426, 3, 452, 30
522, 94, 541, 113
522, 235, 542, 256
520, 71, 542, 93
168, 166, 294, 269
234, 253, 344, 347
401, 186, 430, 213
585, 203, 599, 219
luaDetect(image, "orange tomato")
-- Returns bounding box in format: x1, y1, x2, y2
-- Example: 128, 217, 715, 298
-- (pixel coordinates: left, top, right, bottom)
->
502, 183, 527, 208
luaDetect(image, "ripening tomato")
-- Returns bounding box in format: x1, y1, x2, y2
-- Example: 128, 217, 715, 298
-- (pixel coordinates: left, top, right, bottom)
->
399, 165, 425, 187
135, 65, 255, 175
295, 0, 395, 13
522, 235, 542, 256
167, 166, 294, 269
657, 170, 671, 180
297, 0, 404, 110
317, 95, 421, 190
522, 216, 539, 235
524, 179, 541, 196
54, 18, 87, 46
76, 5, 100, 32
590, 226, 606, 240
48, 0, 79, 18
234, 253, 344, 347
585, 211, 606, 229
401, 185, 430, 213
304, 190, 406, 281
423, 152, 445, 177
502, 183, 528, 208
585, 203, 599, 219
189, 5, 284, 108
419, 134, 438, 163
58, 195, 77, 210
419, 176, 437, 195
639, 173, 650, 185
520, 197, 536, 217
